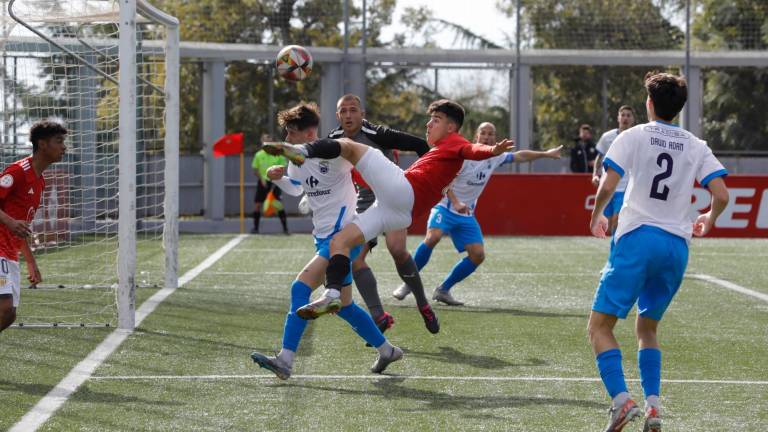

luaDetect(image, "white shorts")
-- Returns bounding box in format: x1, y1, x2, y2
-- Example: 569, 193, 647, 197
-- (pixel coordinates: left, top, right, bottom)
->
352, 148, 415, 241
0, 258, 21, 308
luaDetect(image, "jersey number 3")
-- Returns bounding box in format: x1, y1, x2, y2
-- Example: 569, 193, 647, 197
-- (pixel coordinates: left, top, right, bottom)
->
650, 153, 673, 201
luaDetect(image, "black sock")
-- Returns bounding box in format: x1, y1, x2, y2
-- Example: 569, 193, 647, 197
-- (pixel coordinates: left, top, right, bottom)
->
253, 211, 261, 231
305, 138, 341, 159
396, 256, 428, 307
326, 254, 350, 292
278, 210, 288, 232
353, 267, 384, 319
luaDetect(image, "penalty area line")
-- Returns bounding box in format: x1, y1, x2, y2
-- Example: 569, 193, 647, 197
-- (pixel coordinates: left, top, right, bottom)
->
88, 374, 768, 386
10, 234, 249, 432
687, 273, 768, 303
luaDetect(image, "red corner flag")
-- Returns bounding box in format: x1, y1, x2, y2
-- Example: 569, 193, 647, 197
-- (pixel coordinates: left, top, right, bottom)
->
213, 133, 244, 158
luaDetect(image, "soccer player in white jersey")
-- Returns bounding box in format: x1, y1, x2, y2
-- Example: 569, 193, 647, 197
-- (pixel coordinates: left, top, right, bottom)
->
250, 103, 403, 378
394, 122, 562, 306
592, 105, 636, 235
588, 72, 729, 432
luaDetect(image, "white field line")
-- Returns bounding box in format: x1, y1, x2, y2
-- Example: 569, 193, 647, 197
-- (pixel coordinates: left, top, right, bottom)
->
687, 273, 768, 303
88, 374, 768, 386
256, 271, 597, 277
10, 235, 248, 432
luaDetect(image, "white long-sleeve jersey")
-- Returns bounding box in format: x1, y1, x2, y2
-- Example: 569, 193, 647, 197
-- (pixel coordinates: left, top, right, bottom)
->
272, 157, 358, 238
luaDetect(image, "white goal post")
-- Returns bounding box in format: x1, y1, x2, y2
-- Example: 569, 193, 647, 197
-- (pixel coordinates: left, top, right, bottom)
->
0, 0, 179, 329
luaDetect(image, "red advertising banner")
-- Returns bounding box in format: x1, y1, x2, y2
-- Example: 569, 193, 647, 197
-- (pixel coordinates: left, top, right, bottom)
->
408, 174, 768, 238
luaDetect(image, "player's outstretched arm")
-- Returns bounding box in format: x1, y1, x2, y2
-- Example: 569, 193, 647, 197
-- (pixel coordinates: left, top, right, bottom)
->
266, 165, 303, 196
491, 139, 515, 156
512, 145, 563, 163
693, 176, 729, 237
589, 168, 620, 238
21, 240, 41, 286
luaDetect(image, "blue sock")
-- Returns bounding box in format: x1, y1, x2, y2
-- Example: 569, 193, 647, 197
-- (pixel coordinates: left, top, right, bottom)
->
638, 348, 662, 399
441, 256, 478, 291
413, 242, 433, 270
337, 302, 386, 348
596, 348, 628, 398
281, 280, 312, 352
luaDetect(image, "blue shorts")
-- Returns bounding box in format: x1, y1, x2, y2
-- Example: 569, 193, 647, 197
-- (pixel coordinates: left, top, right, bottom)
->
592, 225, 688, 321
427, 206, 484, 253
314, 235, 362, 286
603, 191, 625, 218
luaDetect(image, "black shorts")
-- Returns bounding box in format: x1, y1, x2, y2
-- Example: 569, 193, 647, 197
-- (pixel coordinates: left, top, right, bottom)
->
255, 181, 282, 203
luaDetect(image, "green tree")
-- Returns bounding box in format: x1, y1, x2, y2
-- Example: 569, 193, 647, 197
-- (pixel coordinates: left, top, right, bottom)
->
498, 0, 683, 149
156, 0, 400, 152
692, 0, 768, 151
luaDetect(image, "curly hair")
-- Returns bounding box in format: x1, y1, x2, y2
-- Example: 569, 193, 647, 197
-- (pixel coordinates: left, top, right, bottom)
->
30, 120, 67, 152
277, 102, 320, 131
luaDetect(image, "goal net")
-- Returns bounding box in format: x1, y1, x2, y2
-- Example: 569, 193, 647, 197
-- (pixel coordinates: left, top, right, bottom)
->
0, 0, 178, 328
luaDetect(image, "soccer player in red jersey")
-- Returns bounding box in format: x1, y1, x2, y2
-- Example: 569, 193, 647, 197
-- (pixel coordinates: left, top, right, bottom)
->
269, 99, 513, 332
0, 121, 67, 332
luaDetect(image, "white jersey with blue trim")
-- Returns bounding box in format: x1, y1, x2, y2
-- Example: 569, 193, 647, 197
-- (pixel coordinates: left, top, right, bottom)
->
596, 128, 629, 192
281, 157, 357, 238
437, 152, 513, 216
604, 121, 727, 243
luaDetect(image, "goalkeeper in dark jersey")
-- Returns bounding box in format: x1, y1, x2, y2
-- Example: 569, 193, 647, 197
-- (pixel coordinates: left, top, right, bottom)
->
328, 94, 431, 334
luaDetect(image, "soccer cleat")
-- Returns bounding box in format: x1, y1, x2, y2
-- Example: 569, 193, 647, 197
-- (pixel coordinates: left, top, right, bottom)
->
642, 406, 662, 432
371, 345, 404, 374
296, 291, 342, 320
392, 283, 412, 300
375, 311, 395, 333
365, 312, 396, 347
432, 287, 465, 306
419, 304, 440, 334
603, 399, 643, 432
263, 141, 306, 166
250, 351, 291, 380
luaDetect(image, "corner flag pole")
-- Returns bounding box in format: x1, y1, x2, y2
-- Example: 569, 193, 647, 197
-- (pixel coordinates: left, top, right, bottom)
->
239, 152, 245, 234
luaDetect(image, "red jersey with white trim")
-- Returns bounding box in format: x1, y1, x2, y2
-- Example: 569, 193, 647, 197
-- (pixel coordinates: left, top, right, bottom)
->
404, 132, 495, 218
0, 157, 45, 261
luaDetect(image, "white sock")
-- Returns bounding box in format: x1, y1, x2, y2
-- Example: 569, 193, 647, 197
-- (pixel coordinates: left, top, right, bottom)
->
612, 392, 631, 408
323, 288, 341, 299
376, 341, 394, 356
646, 395, 660, 411
277, 349, 295, 367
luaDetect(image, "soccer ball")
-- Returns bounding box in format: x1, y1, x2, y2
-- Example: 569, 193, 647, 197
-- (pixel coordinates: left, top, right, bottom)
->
275, 45, 313, 81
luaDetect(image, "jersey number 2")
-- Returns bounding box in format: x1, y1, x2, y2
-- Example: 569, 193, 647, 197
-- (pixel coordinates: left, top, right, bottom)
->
650, 153, 673, 201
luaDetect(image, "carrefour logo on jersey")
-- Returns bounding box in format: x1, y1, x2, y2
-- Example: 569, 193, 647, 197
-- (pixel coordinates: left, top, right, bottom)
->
304, 175, 332, 197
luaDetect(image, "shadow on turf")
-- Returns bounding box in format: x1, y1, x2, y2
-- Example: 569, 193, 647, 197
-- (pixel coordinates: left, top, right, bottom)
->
0, 379, 182, 408
275, 378, 603, 412
389, 304, 585, 319
402, 346, 546, 370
